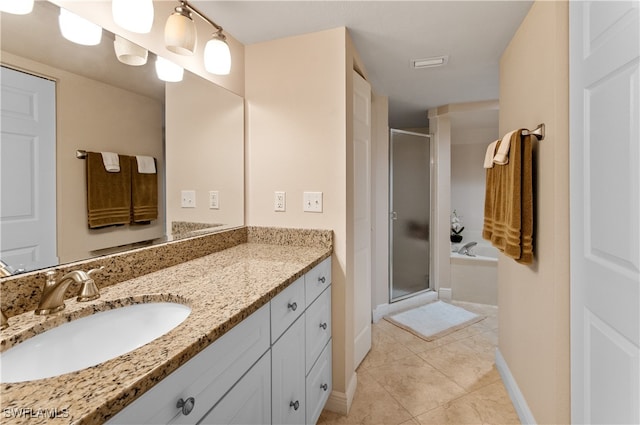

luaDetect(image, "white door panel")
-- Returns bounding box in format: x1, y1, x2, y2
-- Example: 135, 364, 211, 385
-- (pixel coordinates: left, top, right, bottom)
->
0, 66, 57, 272
570, 2, 640, 424
353, 71, 372, 369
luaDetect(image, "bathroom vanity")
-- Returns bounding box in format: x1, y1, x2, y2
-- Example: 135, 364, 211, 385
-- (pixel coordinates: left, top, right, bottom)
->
0, 228, 333, 425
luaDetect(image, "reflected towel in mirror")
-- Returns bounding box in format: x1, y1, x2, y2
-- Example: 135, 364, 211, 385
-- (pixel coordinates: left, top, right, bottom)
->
100, 151, 120, 172
87, 152, 131, 228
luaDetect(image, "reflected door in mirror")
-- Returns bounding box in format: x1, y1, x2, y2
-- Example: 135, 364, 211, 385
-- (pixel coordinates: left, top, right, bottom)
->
0, 66, 58, 272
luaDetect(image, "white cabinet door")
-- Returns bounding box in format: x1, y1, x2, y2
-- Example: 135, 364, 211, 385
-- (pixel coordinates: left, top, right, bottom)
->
570, 2, 640, 424
199, 352, 271, 425
272, 316, 306, 425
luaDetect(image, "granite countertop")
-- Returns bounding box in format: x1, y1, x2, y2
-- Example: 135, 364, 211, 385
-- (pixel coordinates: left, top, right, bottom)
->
0, 242, 331, 424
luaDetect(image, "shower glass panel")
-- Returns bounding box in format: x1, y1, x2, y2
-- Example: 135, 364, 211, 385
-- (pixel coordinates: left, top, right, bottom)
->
390, 129, 431, 302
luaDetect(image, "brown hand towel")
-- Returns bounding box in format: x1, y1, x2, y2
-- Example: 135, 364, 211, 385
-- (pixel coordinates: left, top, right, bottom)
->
482, 130, 534, 264
86, 152, 131, 228
131, 156, 158, 224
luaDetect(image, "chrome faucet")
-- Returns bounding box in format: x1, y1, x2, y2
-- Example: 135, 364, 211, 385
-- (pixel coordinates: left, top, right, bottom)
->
457, 241, 478, 256
35, 267, 104, 315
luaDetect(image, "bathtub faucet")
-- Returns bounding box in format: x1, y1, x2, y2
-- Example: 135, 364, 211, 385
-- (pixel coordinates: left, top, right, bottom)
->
457, 241, 477, 256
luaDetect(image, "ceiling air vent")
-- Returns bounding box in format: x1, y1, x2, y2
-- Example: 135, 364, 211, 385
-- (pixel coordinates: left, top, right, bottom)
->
412, 55, 449, 69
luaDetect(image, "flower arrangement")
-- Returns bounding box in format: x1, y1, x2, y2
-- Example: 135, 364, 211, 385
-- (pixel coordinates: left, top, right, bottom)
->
450, 209, 464, 243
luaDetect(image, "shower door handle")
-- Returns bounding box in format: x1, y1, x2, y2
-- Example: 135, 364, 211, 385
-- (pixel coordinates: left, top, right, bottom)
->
390, 211, 398, 220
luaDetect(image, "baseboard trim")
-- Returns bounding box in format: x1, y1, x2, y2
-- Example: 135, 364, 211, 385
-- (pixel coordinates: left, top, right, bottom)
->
438, 287, 452, 301
324, 371, 358, 415
495, 348, 537, 425
372, 291, 438, 322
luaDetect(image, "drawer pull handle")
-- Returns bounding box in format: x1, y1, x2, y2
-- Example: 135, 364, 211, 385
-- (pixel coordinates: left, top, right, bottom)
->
177, 397, 195, 416
318, 276, 326, 284
290, 400, 300, 411
288, 302, 298, 311
321, 383, 328, 391
319, 322, 327, 330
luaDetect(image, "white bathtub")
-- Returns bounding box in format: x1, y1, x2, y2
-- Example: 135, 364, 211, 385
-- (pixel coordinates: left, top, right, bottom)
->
450, 241, 498, 305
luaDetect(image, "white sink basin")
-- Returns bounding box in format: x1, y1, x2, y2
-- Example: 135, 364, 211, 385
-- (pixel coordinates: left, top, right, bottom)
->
0, 302, 191, 383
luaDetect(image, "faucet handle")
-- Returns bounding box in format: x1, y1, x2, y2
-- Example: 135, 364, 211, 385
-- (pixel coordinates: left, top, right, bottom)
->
44, 270, 57, 283
77, 267, 103, 302
87, 266, 104, 277
1, 310, 8, 330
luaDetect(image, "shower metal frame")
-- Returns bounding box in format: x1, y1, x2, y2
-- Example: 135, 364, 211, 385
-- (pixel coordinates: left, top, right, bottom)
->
389, 129, 435, 303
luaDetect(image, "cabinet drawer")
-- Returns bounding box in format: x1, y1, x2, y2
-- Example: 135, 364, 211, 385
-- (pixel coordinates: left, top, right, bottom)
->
305, 257, 331, 306
305, 286, 331, 374
271, 276, 305, 343
108, 303, 270, 425
199, 352, 271, 425
306, 340, 332, 425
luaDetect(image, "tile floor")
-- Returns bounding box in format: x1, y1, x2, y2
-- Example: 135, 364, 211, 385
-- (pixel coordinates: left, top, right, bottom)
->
318, 301, 521, 425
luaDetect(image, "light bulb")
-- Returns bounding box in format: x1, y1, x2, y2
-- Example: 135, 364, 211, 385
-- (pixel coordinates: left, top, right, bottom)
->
112, 0, 154, 34
155, 57, 183, 82
59, 8, 102, 46
204, 34, 231, 75
0, 0, 34, 14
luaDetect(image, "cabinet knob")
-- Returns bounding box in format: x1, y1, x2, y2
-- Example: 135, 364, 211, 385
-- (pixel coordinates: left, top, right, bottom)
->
177, 397, 195, 416
287, 302, 298, 311
318, 276, 326, 284
319, 322, 327, 330
289, 400, 300, 411
321, 383, 328, 391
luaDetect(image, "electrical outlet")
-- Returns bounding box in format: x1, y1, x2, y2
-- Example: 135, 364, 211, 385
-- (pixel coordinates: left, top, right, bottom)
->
181, 190, 196, 208
274, 191, 286, 212
303, 191, 323, 213
209, 191, 219, 209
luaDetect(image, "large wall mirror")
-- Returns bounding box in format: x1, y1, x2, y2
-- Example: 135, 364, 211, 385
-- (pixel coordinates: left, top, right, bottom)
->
0, 1, 244, 274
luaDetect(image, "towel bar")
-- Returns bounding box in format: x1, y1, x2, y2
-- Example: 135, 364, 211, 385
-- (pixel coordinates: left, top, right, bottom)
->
522, 123, 545, 140
76, 149, 87, 159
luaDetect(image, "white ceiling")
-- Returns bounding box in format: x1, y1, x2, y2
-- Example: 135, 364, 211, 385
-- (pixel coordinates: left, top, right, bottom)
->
193, 0, 533, 128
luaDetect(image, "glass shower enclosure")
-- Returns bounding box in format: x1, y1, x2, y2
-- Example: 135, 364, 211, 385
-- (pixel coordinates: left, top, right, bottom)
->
389, 129, 432, 302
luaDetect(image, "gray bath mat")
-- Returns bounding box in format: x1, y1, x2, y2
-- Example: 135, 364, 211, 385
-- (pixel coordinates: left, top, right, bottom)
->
384, 300, 484, 341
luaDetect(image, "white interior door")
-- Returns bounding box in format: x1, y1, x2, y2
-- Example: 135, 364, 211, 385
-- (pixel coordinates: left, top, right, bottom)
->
570, 2, 640, 424
353, 70, 372, 369
0, 66, 58, 272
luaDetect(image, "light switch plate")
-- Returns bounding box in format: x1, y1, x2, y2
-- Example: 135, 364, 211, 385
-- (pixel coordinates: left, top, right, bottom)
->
181, 190, 196, 208
303, 191, 323, 213
209, 191, 219, 209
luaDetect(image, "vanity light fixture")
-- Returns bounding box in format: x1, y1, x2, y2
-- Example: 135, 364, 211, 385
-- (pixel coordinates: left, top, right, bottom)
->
155, 56, 184, 82
114, 35, 148, 66
0, 0, 34, 15
164, 0, 231, 75
59, 8, 102, 46
112, 0, 154, 34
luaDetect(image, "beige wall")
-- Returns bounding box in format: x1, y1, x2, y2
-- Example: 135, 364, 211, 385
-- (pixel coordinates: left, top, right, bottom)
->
165, 71, 244, 232
246, 27, 369, 412
50, 0, 245, 97
1, 52, 165, 264
498, 2, 570, 423
245, 26, 350, 397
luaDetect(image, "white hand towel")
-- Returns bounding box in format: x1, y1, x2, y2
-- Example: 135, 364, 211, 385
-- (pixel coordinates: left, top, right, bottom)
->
493, 130, 517, 165
100, 152, 120, 172
484, 140, 499, 169
136, 155, 156, 174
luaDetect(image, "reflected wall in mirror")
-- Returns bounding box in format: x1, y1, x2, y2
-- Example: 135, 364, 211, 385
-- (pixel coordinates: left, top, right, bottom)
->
0, 1, 244, 274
